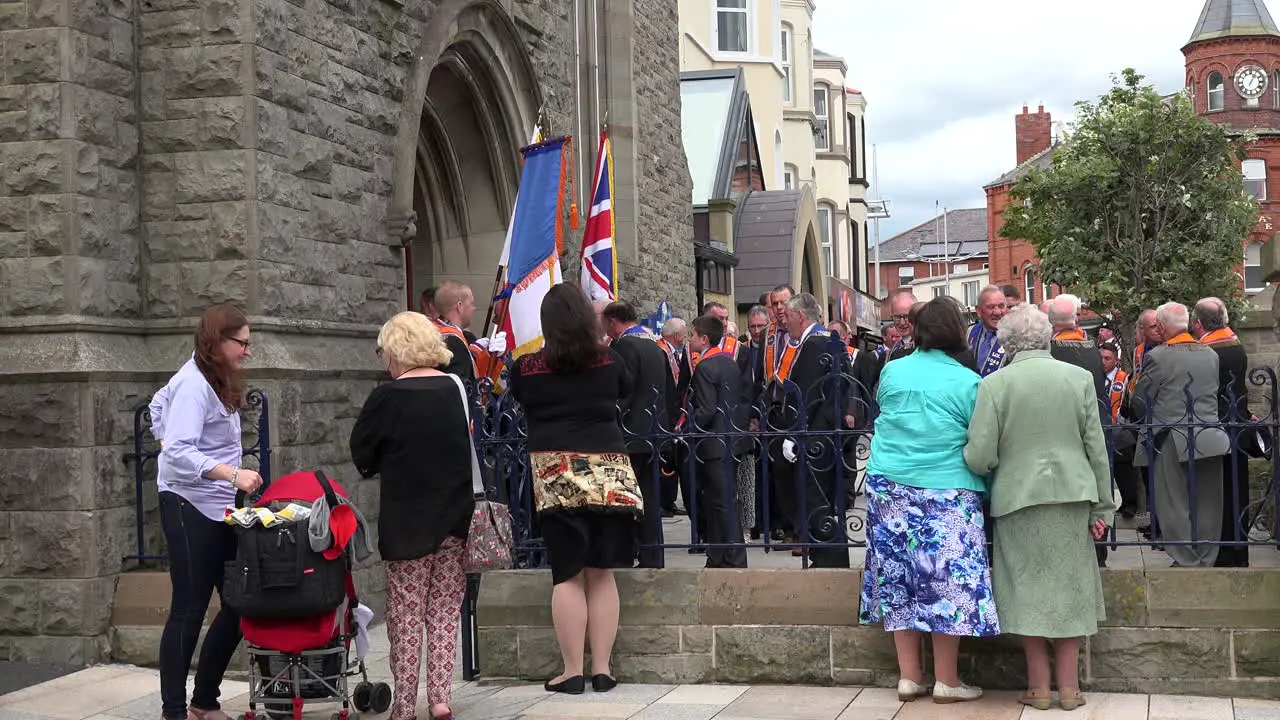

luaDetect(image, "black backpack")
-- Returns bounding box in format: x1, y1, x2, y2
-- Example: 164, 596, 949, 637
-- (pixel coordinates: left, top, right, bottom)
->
222, 471, 348, 619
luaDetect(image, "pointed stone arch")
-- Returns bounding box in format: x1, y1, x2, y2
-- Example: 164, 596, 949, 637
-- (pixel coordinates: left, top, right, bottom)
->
388, 0, 542, 319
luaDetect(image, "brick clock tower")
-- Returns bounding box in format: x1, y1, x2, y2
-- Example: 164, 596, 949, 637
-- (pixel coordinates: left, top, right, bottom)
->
1184, 0, 1280, 295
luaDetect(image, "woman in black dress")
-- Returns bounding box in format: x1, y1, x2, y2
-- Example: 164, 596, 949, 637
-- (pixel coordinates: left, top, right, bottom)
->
508, 283, 643, 695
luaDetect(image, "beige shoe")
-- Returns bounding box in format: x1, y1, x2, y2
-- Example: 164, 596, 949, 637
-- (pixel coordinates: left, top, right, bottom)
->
1059, 688, 1086, 711
932, 681, 982, 704
896, 678, 930, 702
1019, 688, 1052, 711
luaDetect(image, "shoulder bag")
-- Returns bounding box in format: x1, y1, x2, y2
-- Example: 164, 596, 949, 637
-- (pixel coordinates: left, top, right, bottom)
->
446, 374, 514, 572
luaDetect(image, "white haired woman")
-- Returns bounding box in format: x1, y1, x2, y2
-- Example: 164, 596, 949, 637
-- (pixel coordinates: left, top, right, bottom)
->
350, 312, 476, 720
963, 304, 1114, 712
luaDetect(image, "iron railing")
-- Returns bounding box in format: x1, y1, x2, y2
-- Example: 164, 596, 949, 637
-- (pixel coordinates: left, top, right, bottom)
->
121, 387, 271, 564
456, 338, 1280, 678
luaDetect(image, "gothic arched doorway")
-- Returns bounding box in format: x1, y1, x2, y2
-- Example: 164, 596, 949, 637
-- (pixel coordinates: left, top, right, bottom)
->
391, 0, 541, 326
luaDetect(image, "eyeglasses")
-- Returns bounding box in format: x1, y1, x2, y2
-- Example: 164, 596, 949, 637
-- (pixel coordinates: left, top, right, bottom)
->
375, 346, 383, 358
225, 336, 251, 350
891, 314, 910, 321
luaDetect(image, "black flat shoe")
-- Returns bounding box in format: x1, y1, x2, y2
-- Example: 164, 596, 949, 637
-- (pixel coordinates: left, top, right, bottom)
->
544, 675, 585, 694
591, 674, 618, 693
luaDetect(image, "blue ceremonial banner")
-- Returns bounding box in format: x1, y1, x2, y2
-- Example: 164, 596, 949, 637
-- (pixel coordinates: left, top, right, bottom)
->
505, 137, 568, 291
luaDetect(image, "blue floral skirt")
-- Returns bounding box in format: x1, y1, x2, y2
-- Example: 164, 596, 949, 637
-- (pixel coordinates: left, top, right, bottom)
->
858, 474, 1000, 636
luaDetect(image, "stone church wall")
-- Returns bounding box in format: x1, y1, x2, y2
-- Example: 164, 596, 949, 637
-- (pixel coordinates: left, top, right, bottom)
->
0, 0, 695, 660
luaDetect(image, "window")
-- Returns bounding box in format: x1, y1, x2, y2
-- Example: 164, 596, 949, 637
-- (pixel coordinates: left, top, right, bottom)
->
813, 85, 829, 151
783, 164, 796, 190
1208, 71, 1225, 111
817, 203, 834, 275
954, 263, 968, 274
898, 266, 915, 285
1274, 70, 1280, 108
962, 280, 980, 307
1024, 265, 1038, 305
703, 259, 731, 294
716, 0, 748, 53
847, 114, 858, 178
1246, 242, 1265, 292
932, 286, 947, 298
1244, 158, 1267, 200
780, 26, 793, 104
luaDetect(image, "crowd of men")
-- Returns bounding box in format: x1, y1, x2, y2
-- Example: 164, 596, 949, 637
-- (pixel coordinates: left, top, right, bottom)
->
416, 279, 1262, 571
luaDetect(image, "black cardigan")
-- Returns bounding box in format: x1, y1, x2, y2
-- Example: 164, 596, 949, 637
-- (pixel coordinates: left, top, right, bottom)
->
349, 375, 475, 561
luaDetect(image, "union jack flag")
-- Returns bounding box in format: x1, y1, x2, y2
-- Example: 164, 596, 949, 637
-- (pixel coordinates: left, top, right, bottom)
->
579, 129, 617, 301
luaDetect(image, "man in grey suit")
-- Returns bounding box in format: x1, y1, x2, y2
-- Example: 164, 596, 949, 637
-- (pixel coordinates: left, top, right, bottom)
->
1131, 302, 1231, 567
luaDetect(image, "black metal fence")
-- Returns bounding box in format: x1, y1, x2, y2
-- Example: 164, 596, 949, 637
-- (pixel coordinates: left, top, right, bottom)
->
121, 387, 272, 564
455, 338, 1280, 678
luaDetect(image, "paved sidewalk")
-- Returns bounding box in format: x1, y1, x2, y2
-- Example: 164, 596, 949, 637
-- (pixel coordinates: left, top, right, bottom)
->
2, 623, 1278, 720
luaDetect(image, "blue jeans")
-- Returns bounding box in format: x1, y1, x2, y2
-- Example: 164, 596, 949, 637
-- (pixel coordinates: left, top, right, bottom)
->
159, 491, 242, 719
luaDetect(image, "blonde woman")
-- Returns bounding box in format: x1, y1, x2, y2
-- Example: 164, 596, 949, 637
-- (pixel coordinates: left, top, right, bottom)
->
350, 312, 475, 720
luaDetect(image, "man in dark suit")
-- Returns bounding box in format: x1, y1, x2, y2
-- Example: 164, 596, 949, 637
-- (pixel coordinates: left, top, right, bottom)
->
752, 284, 798, 541
1193, 296, 1253, 567
743, 305, 771, 538
774, 292, 851, 569
603, 300, 672, 568
687, 315, 748, 568
657, 317, 692, 514
1046, 293, 1111, 566
884, 292, 979, 372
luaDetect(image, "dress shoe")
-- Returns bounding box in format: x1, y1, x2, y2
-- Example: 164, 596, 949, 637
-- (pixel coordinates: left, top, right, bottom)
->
896, 678, 930, 702
932, 681, 982, 704
544, 675, 585, 694
591, 674, 618, 693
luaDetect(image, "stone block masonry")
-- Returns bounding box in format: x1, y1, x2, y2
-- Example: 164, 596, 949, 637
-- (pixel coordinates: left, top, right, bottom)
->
1, 0, 699, 660
476, 568, 1280, 699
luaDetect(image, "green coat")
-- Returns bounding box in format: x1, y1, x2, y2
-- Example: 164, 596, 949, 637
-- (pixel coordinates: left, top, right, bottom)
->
963, 350, 1116, 523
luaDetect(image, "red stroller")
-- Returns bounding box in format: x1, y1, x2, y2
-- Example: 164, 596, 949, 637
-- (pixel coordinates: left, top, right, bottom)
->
231, 471, 391, 720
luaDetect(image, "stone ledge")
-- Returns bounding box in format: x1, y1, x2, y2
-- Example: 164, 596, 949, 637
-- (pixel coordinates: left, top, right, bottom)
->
475, 566, 1280, 698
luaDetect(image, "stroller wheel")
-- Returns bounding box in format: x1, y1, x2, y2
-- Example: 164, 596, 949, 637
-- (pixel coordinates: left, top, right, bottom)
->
353, 682, 373, 712
370, 683, 393, 714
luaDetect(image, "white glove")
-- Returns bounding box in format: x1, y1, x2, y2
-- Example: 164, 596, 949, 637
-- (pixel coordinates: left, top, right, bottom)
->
488, 331, 507, 355
782, 439, 797, 463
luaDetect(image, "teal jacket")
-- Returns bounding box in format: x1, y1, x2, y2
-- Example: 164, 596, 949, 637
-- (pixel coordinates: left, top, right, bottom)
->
866, 349, 987, 493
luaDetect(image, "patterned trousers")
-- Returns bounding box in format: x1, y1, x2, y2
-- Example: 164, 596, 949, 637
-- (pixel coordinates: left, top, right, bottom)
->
386, 537, 467, 719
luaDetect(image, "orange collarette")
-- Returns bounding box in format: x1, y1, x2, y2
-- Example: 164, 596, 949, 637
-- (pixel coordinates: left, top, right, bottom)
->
1199, 327, 1237, 345
1053, 329, 1087, 342
1163, 332, 1198, 346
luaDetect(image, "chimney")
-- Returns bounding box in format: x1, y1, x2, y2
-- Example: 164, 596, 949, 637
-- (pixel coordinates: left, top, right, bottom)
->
1015, 103, 1053, 165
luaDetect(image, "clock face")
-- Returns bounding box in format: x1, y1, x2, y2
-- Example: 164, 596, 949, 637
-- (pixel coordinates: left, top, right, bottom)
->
1236, 65, 1268, 98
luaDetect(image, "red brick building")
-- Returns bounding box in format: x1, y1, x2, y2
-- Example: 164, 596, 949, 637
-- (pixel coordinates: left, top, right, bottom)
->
987, 0, 1280, 303
871, 208, 989, 300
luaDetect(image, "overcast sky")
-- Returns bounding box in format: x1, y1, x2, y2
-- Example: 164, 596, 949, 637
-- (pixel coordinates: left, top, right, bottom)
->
812, 0, 1214, 242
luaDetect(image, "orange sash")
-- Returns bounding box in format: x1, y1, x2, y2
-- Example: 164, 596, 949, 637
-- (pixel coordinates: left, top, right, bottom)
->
656, 338, 681, 380
1053, 328, 1087, 342
775, 341, 801, 381
1199, 327, 1238, 345
720, 335, 740, 359
1164, 332, 1198, 346
433, 320, 479, 377
696, 346, 724, 366
1108, 368, 1128, 422
690, 350, 702, 367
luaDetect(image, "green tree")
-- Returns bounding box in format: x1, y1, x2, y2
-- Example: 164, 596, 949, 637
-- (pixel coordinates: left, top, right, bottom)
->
1001, 68, 1257, 330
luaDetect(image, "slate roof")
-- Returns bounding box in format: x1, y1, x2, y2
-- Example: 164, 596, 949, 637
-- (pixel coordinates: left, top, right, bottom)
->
735, 190, 806, 302
1187, 0, 1280, 44
984, 144, 1057, 189
872, 208, 989, 263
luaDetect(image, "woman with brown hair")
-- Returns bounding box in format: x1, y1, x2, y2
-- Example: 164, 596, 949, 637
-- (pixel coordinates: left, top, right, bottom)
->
149, 303, 262, 720
508, 283, 643, 695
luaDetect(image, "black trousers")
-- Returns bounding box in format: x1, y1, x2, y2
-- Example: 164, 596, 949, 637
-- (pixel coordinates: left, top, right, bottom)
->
798, 438, 850, 569
766, 438, 798, 536
697, 456, 747, 568
158, 491, 243, 720
629, 452, 665, 568
1114, 458, 1143, 516
1217, 450, 1252, 568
